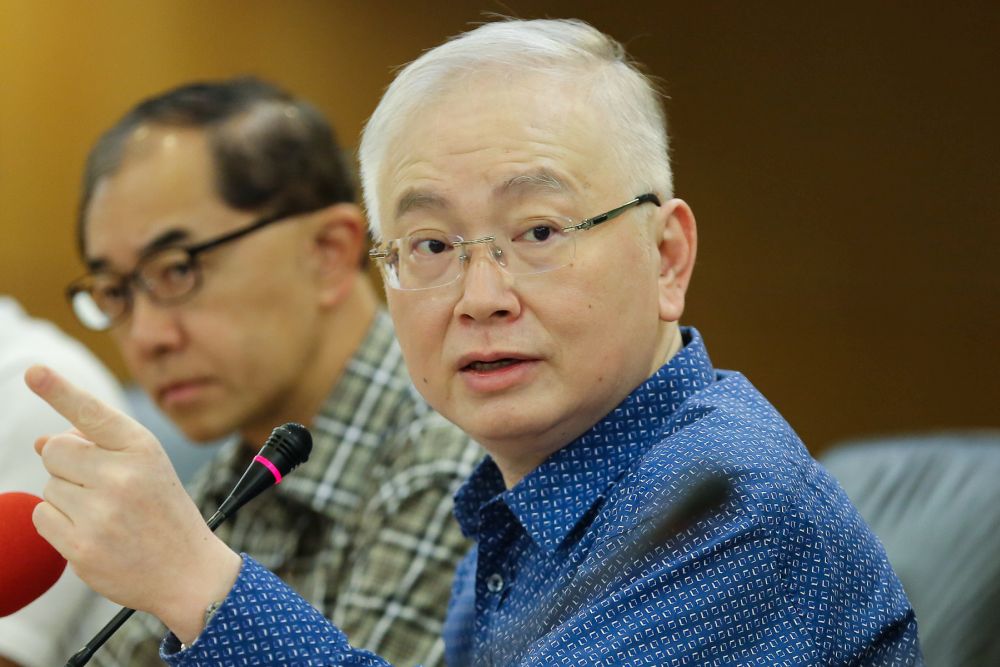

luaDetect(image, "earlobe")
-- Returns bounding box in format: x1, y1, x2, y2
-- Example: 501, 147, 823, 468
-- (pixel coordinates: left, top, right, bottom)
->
656, 199, 698, 323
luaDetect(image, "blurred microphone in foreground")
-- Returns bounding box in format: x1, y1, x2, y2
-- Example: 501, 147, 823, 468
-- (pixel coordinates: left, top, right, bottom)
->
0, 492, 67, 618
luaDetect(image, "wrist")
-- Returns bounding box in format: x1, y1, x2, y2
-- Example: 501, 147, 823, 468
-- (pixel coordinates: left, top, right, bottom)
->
157, 542, 242, 645
179, 599, 224, 651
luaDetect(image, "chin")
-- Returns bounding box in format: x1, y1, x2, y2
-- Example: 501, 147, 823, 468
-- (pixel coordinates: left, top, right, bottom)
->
179, 425, 230, 444
169, 411, 235, 444
465, 409, 565, 454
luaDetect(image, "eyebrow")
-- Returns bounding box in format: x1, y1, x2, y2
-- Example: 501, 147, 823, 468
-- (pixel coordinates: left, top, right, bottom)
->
495, 168, 570, 198
394, 189, 450, 220
393, 168, 573, 222
85, 228, 193, 272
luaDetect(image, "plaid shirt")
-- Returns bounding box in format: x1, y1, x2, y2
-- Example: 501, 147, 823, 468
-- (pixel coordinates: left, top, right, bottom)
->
94, 310, 481, 667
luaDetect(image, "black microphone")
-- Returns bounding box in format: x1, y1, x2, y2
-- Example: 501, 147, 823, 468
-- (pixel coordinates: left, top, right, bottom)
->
65, 422, 313, 667
207, 422, 313, 529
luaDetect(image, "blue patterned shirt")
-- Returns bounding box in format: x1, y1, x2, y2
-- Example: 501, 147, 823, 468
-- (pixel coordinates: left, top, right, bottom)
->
162, 328, 921, 666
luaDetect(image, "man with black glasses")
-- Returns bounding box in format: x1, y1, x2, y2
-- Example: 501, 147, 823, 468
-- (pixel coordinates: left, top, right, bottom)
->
62, 77, 479, 667
28, 22, 921, 666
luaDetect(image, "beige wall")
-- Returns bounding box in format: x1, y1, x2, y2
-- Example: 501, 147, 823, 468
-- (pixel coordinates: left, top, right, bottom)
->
2, 0, 997, 452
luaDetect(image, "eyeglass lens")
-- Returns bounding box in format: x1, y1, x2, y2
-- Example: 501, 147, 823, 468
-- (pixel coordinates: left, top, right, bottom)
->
387, 219, 576, 290
69, 247, 200, 330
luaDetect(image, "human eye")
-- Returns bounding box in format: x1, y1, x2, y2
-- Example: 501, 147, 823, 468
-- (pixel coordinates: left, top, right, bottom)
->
158, 256, 195, 283
166, 257, 195, 278
93, 279, 127, 305
511, 218, 566, 244
78, 274, 127, 315
406, 231, 454, 258
142, 249, 198, 296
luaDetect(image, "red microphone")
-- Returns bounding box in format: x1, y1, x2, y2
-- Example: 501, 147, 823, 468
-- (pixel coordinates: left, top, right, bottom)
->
0, 492, 67, 617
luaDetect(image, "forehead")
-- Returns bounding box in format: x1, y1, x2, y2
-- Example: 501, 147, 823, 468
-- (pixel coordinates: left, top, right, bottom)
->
378, 72, 623, 232
83, 127, 234, 265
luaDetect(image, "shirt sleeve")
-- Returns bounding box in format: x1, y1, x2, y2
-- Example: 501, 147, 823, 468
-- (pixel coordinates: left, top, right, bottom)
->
160, 556, 391, 667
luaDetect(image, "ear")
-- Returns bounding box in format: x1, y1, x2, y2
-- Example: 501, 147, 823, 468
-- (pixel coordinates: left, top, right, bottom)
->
303, 203, 367, 308
655, 198, 697, 323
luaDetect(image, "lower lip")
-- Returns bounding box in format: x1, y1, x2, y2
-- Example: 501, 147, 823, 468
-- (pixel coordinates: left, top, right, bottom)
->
160, 381, 211, 408
460, 360, 538, 393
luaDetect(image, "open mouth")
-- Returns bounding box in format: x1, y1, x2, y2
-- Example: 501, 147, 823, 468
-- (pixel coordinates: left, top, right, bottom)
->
463, 358, 523, 372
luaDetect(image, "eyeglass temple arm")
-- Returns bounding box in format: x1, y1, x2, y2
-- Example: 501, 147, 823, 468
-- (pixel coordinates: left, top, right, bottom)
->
564, 193, 662, 232
367, 193, 663, 254
187, 210, 292, 256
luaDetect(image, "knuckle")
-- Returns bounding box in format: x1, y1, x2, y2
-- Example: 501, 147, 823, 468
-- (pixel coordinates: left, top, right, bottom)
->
71, 535, 97, 566
41, 478, 57, 504
39, 436, 65, 467
32, 502, 61, 546
101, 467, 129, 495
31, 501, 48, 530
77, 396, 112, 433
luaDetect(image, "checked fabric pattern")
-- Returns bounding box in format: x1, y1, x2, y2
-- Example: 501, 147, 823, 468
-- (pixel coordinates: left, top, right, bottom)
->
107, 309, 479, 667
163, 327, 922, 666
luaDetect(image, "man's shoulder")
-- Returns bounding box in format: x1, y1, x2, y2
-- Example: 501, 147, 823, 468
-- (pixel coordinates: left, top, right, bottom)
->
634, 369, 808, 480
608, 370, 880, 561
585, 380, 914, 662
604, 370, 911, 628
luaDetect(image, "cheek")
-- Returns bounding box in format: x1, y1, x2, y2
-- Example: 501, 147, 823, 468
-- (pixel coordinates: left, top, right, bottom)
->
562, 252, 660, 350
112, 333, 148, 379
387, 293, 451, 387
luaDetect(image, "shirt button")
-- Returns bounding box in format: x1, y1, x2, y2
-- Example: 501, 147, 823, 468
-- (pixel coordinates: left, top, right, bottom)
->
486, 573, 504, 593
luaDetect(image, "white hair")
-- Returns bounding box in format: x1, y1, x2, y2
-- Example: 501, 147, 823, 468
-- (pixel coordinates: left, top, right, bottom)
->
359, 18, 673, 238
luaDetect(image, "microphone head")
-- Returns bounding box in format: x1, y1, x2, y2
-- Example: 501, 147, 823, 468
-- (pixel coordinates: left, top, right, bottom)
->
262, 422, 312, 476
0, 492, 67, 617
210, 423, 314, 527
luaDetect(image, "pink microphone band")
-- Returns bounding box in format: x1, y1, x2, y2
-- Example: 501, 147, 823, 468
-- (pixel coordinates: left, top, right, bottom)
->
254, 455, 283, 484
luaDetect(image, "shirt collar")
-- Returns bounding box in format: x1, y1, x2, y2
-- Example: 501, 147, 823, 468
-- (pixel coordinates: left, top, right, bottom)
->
454, 327, 716, 552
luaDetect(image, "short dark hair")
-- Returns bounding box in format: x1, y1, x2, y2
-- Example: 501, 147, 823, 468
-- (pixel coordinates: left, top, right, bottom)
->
77, 76, 355, 255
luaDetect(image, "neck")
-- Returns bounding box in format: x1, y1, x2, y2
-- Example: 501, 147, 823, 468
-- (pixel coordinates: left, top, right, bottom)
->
241, 277, 379, 447
492, 322, 684, 489
656, 322, 684, 372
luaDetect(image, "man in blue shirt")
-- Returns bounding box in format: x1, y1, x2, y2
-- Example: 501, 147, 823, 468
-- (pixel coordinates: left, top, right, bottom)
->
27, 17, 921, 666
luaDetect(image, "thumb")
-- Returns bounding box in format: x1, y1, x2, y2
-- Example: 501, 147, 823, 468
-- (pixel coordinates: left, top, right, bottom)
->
25, 365, 146, 451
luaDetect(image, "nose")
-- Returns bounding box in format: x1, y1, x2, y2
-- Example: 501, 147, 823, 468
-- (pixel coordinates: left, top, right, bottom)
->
119, 291, 185, 359
453, 243, 521, 323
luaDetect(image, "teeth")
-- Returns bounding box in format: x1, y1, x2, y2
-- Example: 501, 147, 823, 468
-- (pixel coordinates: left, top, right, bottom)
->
469, 359, 519, 371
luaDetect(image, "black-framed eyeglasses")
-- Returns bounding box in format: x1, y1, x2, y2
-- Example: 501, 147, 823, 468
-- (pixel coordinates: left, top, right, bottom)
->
67, 209, 301, 331
368, 193, 661, 291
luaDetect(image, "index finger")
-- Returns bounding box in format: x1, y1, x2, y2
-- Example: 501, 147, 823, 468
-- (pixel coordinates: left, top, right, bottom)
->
25, 365, 146, 451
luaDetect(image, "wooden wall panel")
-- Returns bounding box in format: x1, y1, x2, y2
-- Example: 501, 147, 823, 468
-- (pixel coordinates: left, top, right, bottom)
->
2, 0, 997, 452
